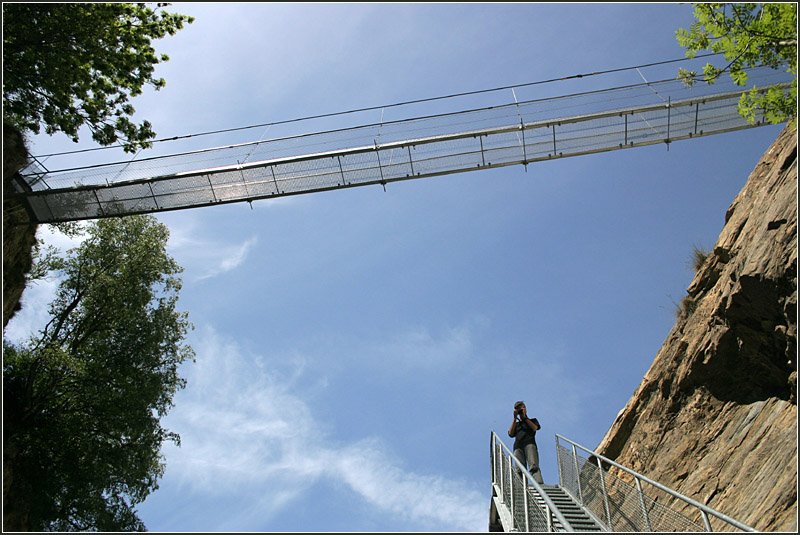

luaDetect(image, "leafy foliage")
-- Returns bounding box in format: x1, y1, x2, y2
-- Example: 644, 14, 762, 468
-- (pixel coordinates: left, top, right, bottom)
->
3, 215, 194, 531
2, 3, 193, 152
676, 3, 797, 125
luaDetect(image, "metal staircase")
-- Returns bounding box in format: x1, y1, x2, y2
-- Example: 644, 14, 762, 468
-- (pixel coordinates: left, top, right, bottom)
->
538, 485, 602, 532
489, 432, 756, 532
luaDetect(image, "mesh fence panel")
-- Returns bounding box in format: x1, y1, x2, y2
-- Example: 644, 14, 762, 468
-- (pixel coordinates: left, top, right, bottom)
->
17, 67, 792, 223
528, 487, 551, 531
555, 441, 753, 532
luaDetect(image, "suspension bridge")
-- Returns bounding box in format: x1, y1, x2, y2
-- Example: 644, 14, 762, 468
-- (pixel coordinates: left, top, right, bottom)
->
9, 64, 793, 224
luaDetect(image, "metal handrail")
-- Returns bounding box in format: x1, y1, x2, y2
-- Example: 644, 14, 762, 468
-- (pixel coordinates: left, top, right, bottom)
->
555, 434, 756, 532
491, 431, 574, 532
24, 83, 791, 189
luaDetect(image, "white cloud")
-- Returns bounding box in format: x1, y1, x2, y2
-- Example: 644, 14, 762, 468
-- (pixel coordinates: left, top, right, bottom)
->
160, 326, 486, 531
163, 217, 258, 282
217, 236, 257, 272
329, 440, 486, 529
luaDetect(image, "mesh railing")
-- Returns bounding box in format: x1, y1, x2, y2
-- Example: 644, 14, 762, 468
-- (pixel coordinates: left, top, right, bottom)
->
15, 65, 793, 223
491, 432, 570, 532
555, 435, 756, 532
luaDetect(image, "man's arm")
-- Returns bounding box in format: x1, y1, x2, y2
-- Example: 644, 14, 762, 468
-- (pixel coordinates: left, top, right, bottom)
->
522, 416, 541, 431
508, 407, 521, 437
519, 407, 540, 431
508, 417, 518, 437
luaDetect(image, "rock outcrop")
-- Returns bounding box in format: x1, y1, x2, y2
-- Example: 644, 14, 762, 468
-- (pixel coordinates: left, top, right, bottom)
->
3, 123, 38, 329
596, 124, 797, 532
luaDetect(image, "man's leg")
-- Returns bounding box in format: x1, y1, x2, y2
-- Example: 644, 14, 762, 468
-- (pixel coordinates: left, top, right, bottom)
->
513, 448, 526, 480
525, 443, 544, 484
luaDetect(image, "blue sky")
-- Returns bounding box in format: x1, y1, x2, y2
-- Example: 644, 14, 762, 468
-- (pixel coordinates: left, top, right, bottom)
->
4, 3, 789, 532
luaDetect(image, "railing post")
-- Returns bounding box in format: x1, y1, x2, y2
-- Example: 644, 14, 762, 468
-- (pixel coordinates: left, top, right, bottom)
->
207, 174, 218, 202
556, 435, 564, 487
270, 166, 280, 194
337, 155, 346, 185
490, 434, 495, 486
597, 456, 613, 530
635, 476, 653, 531
148, 182, 160, 210
374, 140, 386, 186
701, 510, 713, 532
93, 190, 106, 216
237, 160, 250, 199
520, 120, 528, 166
523, 475, 530, 532
571, 444, 584, 506
508, 454, 515, 529
624, 113, 629, 145
498, 440, 505, 497
666, 97, 672, 146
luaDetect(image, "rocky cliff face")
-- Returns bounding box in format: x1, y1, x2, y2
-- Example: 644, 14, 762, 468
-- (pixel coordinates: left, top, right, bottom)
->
596, 124, 797, 531
3, 124, 38, 329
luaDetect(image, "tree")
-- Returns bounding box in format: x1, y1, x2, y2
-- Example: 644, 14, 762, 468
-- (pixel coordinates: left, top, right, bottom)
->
3, 215, 194, 531
676, 2, 797, 126
2, 3, 193, 153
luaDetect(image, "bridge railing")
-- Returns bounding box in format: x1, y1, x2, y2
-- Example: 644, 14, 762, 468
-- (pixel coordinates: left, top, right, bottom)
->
490, 431, 573, 532
555, 434, 755, 532
13, 65, 793, 223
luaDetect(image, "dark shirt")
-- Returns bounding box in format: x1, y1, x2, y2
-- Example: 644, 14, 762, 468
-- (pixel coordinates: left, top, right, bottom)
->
510, 417, 540, 450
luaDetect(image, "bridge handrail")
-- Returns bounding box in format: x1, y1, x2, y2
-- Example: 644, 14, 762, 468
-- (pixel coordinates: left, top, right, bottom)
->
491, 431, 574, 532
554, 434, 756, 532
154, 83, 795, 180
15, 79, 790, 224
22, 83, 791, 187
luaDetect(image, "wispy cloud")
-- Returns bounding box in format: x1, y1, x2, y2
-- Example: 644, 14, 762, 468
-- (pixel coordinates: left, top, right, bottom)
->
312, 315, 490, 376
195, 236, 258, 281
329, 439, 486, 529
163, 217, 257, 282
373, 324, 474, 371
159, 326, 486, 531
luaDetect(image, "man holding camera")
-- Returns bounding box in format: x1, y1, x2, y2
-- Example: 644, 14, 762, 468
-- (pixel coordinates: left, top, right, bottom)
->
508, 400, 544, 484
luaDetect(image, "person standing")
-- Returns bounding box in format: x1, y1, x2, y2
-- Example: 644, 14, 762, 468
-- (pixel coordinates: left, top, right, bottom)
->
508, 400, 544, 484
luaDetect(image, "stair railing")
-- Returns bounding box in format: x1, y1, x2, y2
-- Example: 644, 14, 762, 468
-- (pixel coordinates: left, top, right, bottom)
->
555, 434, 756, 532
491, 431, 574, 532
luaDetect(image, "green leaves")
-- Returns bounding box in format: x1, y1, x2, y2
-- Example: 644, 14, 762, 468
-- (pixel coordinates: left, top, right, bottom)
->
675, 3, 797, 126
3, 215, 194, 531
730, 68, 749, 86
2, 3, 193, 152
